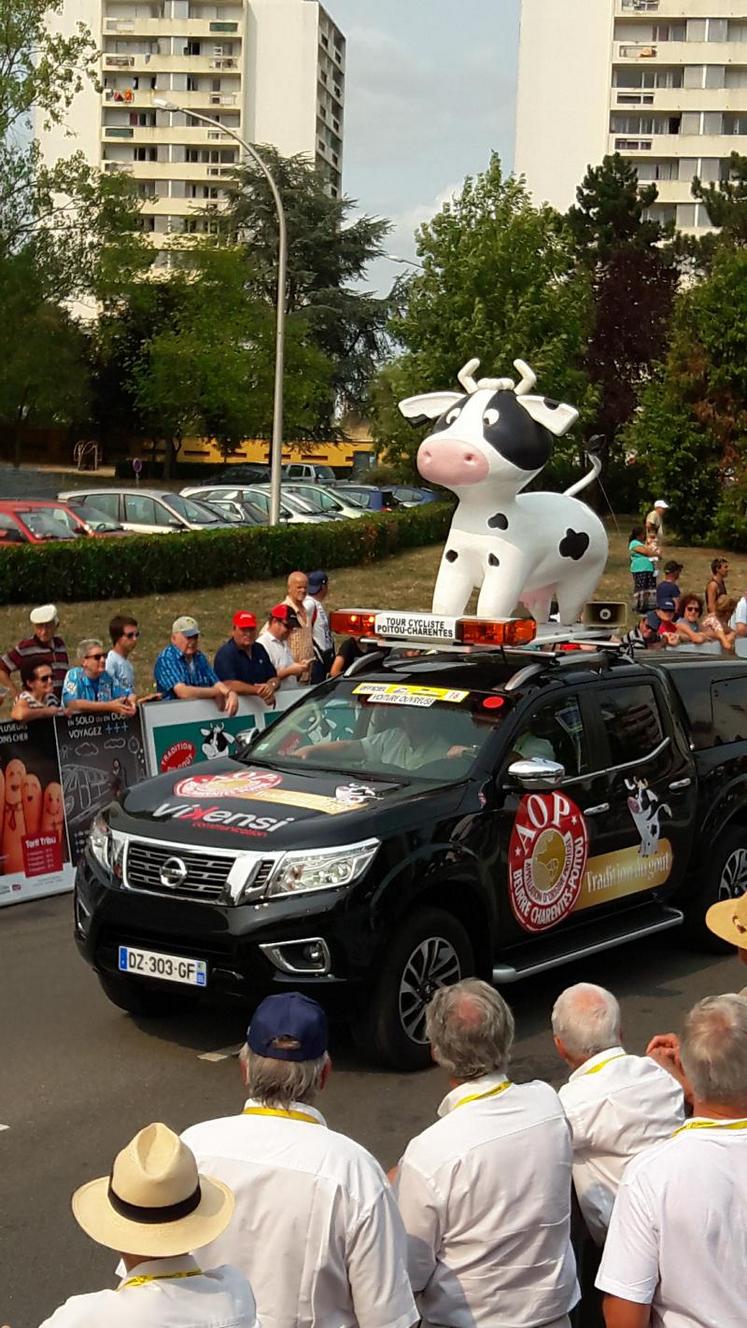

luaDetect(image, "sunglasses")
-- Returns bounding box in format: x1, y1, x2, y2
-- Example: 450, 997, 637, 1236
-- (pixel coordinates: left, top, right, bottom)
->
684, 606, 699, 613
123, 630, 140, 639
86, 652, 106, 661
36, 674, 53, 683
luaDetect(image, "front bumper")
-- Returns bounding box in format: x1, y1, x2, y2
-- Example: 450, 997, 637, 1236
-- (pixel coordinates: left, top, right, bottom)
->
74, 852, 380, 1009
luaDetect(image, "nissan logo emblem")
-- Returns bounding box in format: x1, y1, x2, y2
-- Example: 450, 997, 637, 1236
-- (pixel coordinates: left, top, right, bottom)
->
160, 856, 188, 888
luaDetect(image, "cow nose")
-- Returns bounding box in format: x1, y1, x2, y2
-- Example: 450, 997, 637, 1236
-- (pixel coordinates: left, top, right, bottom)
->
417, 437, 489, 488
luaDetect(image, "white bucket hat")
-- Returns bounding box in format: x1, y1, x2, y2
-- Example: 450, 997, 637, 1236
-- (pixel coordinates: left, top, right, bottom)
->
72, 1122, 234, 1256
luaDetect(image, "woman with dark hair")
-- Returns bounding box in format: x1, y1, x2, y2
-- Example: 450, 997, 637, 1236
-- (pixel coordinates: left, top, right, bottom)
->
675, 593, 716, 645
628, 526, 657, 613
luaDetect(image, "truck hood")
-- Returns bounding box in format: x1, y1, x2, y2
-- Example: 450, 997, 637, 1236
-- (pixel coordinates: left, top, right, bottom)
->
114, 758, 453, 850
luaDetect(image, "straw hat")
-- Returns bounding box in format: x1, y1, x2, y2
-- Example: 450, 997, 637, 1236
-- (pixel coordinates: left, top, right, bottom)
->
72, 1122, 234, 1256
706, 893, 747, 951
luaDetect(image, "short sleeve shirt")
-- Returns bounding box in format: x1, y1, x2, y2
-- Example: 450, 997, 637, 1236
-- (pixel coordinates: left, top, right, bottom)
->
154, 645, 218, 700
1, 634, 69, 700
256, 630, 300, 691
106, 650, 135, 692
214, 639, 276, 686
656, 580, 680, 609
596, 1119, 747, 1326
38, 1255, 258, 1328
62, 668, 129, 707
17, 691, 58, 710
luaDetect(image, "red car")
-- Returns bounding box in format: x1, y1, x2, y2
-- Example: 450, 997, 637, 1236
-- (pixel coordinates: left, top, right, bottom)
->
0, 499, 103, 545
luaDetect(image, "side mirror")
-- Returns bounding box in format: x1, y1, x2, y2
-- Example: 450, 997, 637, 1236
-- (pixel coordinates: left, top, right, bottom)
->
507, 757, 566, 789
234, 728, 259, 758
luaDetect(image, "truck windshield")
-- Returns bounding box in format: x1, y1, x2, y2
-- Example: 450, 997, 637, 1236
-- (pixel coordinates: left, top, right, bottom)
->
248, 679, 505, 780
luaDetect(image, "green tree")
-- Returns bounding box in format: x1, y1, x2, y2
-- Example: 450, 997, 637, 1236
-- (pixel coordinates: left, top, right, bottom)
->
370, 155, 594, 482
626, 247, 747, 543
692, 152, 747, 249
568, 155, 678, 468
221, 150, 391, 421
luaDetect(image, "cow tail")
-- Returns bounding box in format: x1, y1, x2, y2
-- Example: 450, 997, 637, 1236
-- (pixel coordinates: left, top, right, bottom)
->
564, 454, 602, 498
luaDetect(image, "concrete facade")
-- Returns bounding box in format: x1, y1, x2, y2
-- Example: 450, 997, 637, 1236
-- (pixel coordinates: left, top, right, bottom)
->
34, 0, 345, 257
515, 0, 747, 233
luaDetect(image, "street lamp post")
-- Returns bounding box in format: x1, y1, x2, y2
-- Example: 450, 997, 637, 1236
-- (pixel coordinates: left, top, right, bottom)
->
153, 99, 287, 525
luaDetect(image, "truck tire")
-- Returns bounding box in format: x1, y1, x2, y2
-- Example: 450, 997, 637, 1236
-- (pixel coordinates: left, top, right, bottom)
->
685, 824, 747, 951
357, 908, 475, 1072
97, 972, 189, 1017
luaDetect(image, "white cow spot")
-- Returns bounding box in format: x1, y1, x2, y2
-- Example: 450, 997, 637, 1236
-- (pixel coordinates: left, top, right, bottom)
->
483, 408, 499, 427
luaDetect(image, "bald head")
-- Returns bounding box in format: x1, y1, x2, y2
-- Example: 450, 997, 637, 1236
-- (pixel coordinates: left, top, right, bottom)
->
287, 571, 308, 605
552, 983, 621, 1068
426, 979, 515, 1081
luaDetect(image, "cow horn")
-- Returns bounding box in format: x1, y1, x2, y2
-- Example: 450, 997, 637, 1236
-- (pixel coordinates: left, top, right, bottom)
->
513, 360, 537, 397
457, 358, 481, 394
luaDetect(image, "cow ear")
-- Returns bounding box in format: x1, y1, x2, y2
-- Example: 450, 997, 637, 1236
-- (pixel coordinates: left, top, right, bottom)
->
517, 395, 579, 437
398, 391, 463, 423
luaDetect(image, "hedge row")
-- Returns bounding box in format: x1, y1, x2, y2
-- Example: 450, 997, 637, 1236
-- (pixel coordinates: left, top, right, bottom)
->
0, 504, 453, 603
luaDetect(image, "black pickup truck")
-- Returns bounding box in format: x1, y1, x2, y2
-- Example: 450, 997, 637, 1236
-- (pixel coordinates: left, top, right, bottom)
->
74, 645, 747, 1069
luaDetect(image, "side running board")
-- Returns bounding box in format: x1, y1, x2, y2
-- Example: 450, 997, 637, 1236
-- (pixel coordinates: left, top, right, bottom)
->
492, 905, 683, 984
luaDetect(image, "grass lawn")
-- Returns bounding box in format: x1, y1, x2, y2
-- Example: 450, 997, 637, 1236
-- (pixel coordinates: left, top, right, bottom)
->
0, 518, 739, 700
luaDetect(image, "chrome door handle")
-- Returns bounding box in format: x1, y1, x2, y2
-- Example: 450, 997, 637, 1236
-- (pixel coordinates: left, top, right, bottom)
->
668, 778, 692, 790
585, 803, 610, 815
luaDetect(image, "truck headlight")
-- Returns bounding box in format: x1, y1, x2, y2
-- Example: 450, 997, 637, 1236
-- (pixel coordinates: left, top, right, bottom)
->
88, 814, 112, 872
264, 839, 380, 899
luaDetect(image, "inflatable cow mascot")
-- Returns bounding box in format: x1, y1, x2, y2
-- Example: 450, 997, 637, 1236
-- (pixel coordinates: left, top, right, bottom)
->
399, 358, 608, 626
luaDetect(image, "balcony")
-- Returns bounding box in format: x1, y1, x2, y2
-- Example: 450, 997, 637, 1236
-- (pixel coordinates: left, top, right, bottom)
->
616, 41, 747, 65
610, 131, 747, 155
103, 54, 136, 68
101, 53, 241, 75
104, 126, 135, 138
103, 18, 242, 37
100, 125, 237, 145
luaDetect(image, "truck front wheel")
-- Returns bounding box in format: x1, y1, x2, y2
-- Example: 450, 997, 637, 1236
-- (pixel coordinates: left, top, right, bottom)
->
357, 908, 475, 1071
687, 825, 747, 951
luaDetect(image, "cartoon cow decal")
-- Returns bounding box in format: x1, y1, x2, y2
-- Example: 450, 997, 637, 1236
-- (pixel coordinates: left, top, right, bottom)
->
399, 358, 608, 625
625, 778, 671, 858
200, 722, 237, 761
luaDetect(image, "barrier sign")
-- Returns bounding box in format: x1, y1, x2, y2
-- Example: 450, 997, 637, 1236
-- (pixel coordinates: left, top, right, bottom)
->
0, 717, 73, 908
57, 711, 147, 864
140, 694, 296, 776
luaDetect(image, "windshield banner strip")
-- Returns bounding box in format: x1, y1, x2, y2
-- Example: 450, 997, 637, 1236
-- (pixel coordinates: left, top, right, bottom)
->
353, 684, 468, 706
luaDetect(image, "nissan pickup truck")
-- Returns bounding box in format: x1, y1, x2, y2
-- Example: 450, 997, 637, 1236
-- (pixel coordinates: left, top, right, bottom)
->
74, 619, 747, 1070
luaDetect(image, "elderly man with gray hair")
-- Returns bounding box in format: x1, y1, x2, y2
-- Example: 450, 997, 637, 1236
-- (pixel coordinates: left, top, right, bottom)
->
552, 983, 684, 1249
395, 979, 578, 1328
597, 993, 747, 1328
182, 992, 416, 1328
61, 639, 136, 715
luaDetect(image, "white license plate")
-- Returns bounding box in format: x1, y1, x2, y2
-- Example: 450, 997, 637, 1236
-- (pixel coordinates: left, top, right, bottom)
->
374, 612, 457, 642
118, 945, 207, 987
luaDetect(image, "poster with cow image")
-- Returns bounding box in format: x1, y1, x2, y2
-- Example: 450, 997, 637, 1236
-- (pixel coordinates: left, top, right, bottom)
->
0, 717, 74, 908
140, 693, 300, 777
56, 710, 147, 864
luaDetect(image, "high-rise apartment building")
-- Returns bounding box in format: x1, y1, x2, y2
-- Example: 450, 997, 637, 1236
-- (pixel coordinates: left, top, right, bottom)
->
37, 0, 345, 258
515, 0, 747, 233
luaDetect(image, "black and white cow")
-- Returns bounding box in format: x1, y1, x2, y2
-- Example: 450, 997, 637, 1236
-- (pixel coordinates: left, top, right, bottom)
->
399, 358, 608, 625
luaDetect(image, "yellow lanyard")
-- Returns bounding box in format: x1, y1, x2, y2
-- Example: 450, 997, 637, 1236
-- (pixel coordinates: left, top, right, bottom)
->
121, 1270, 203, 1290
454, 1080, 512, 1109
674, 1118, 747, 1137
243, 1105, 321, 1125
581, 1053, 628, 1077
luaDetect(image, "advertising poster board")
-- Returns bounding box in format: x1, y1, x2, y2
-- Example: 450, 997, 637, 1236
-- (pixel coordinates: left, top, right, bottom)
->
140, 693, 299, 777
56, 710, 147, 864
0, 717, 74, 908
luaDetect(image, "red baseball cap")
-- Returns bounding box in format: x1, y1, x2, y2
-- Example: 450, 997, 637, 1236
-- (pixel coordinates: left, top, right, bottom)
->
233, 611, 257, 630
269, 603, 299, 627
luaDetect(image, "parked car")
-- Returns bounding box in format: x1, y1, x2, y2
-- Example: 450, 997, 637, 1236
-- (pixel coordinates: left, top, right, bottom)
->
391, 485, 438, 507
0, 499, 94, 544
64, 497, 132, 536
249, 485, 345, 521
282, 463, 337, 483
202, 497, 268, 526
180, 485, 332, 525
58, 488, 235, 535
214, 464, 271, 485
330, 483, 402, 512
282, 483, 367, 520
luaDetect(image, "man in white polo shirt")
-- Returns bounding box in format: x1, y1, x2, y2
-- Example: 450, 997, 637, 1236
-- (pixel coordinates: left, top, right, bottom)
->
552, 983, 685, 1247
597, 993, 747, 1328
395, 979, 578, 1328
182, 992, 416, 1328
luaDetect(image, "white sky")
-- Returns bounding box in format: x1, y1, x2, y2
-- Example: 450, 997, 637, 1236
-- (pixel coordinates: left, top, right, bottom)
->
329, 0, 522, 292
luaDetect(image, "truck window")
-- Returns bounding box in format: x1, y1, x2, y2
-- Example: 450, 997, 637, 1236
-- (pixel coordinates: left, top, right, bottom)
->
509, 696, 589, 776
711, 676, 747, 744
596, 685, 665, 767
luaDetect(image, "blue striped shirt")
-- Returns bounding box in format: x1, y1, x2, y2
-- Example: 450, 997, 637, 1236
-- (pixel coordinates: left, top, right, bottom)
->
154, 644, 218, 701
62, 668, 129, 707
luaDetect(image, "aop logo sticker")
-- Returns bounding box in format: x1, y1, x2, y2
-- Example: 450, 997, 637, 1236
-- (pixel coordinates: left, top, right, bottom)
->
508, 792, 589, 933
174, 769, 282, 800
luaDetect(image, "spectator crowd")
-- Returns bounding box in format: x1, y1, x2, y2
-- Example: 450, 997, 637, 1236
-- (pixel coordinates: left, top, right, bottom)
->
0, 570, 354, 722
13, 928, 747, 1328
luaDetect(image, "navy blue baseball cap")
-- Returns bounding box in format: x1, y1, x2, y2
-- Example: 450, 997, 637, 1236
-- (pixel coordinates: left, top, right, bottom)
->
307, 570, 328, 595
246, 993, 328, 1061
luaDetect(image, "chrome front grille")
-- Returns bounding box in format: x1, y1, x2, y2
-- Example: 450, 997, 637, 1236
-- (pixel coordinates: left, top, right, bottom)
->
125, 841, 234, 901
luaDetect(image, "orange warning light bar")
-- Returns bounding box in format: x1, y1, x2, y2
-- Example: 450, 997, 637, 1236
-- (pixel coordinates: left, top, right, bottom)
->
329, 610, 377, 638
455, 618, 537, 647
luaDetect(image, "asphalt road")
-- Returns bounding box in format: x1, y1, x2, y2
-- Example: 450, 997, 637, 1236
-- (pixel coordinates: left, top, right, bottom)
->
0, 893, 739, 1328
